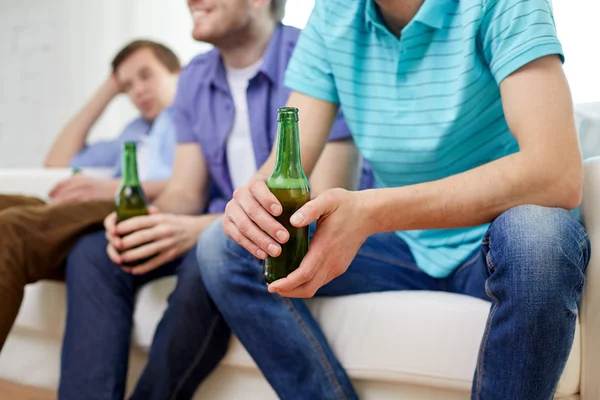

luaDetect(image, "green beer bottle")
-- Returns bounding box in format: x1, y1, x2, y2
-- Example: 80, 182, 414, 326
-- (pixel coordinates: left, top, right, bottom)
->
115, 141, 150, 267
264, 107, 310, 283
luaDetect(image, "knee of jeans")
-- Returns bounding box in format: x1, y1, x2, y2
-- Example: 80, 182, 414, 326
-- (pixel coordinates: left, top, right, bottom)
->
65, 231, 115, 283
169, 251, 209, 307
197, 218, 258, 291
489, 205, 589, 302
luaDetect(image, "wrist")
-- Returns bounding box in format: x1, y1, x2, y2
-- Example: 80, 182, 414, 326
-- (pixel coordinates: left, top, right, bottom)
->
107, 179, 120, 196
356, 189, 385, 236
191, 213, 220, 239
100, 79, 120, 99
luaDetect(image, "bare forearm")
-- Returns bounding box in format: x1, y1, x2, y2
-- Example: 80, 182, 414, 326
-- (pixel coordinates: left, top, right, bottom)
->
142, 180, 169, 202
152, 143, 211, 215
96, 179, 167, 202
309, 139, 360, 196
363, 151, 582, 234
153, 187, 206, 215
45, 82, 118, 167
256, 92, 338, 181
191, 213, 223, 238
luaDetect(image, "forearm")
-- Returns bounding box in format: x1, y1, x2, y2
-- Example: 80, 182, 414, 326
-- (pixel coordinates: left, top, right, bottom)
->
309, 139, 360, 196
96, 179, 167, 202
142, 180, 169, 202
255, 92, 338, 181
153, 187, 206, 215
363, 151, 582, 234
45, 83, 117, 167
191, 213, 223, 239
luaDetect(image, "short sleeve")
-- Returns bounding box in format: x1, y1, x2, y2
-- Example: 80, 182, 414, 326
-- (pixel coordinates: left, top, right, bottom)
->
327, 109, 352, 142
284, 0, 339, 104
204, 180, 228, 214
70, 140, 120, 169
479, 0, 564, 84
173, 69, 196, 144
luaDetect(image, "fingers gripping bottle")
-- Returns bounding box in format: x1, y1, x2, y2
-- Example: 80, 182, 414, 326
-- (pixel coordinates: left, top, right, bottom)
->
264, 107, 310, 283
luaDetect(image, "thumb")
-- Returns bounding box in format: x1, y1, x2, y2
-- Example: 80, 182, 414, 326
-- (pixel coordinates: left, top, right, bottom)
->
148, 205, 160, 214
290, 194, 337, 228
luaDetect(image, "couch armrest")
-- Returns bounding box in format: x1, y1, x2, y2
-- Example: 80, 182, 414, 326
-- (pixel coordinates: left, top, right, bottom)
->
579, 156, 600, 398
0, 168, 71, 201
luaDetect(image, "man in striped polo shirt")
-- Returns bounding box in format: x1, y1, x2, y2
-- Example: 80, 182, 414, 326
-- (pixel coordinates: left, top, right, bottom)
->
198, 0, 589, 398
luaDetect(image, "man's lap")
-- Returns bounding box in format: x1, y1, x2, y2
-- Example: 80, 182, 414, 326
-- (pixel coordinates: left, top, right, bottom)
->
66, 230, 197, 291
316, 230, 490, 301
206, 205, 588, 304
201, 217, 489, 300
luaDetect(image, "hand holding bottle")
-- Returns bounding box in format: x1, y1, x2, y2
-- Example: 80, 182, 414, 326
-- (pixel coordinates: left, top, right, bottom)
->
266, 188, 372, 298
223, 175, 287, 260
105, 208, 204, 275
223, 107, 310, 283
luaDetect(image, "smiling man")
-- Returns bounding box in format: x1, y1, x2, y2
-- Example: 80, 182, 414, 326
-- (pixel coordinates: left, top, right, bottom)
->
197, 0, 590, 399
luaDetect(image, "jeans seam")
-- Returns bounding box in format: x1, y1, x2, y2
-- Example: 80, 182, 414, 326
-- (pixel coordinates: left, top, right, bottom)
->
357, 251, 421, 272
474, 241, 498, 399
576, 233, 589, 271
475, 287, 499, 400
282, 298, 348, 400
169, 315, 220, 400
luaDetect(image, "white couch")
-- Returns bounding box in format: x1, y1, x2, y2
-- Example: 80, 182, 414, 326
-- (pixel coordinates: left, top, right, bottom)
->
0, 161, 599, 400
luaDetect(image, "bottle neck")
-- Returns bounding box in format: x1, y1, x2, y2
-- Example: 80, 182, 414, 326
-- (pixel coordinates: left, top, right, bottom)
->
272, 120, 303, 179
122, 146, 141, 186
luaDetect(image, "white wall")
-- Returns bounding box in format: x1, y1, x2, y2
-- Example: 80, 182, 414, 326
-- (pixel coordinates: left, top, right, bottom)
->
0, 0, 598, 167
0, 0, 209, 168
553, 1, 600, 104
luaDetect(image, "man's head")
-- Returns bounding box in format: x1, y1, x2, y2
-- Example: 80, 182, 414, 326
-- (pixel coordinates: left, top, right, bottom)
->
112, 40, 181, 122
187, 0, 286, 46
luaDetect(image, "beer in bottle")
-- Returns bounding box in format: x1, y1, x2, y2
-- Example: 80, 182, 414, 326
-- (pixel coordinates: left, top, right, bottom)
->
264, 107, 310, 283
115, 141, 151, 267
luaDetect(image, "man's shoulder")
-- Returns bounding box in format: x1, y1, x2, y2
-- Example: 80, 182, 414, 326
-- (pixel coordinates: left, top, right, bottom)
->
279, 24, 301, 44
177, 48, 220, 85
275, 24, 302, 64
119, 116, 149, 140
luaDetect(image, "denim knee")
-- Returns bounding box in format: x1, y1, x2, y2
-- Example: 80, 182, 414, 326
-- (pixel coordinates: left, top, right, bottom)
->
65, 230, 126, 285
487, 205, 590, 309
167, 249, 208, 308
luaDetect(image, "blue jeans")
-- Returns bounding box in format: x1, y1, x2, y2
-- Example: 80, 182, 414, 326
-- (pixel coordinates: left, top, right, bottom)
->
58, 230, 230, 400
198, 205, 590, 400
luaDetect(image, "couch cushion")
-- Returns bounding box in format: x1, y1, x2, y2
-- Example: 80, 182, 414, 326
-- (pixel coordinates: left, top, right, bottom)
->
14, 280, 580, 395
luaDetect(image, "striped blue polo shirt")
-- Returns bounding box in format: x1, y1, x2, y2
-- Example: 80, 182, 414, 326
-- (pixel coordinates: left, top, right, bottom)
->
284, 0, 564, 278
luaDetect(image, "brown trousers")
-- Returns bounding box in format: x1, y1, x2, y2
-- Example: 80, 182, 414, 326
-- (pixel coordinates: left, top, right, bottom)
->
0, 195, 114, 349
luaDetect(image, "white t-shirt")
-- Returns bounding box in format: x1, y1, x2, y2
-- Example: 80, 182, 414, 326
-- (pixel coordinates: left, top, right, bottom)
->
225, 59, 262, 190
135, 135, 149, 181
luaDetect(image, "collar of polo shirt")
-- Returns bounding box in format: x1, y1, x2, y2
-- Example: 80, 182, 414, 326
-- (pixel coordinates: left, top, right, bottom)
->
365, 0, 453, 33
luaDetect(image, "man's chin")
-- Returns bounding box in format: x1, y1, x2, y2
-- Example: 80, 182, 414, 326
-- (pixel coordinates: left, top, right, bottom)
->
192, 28, 217, 43
141, 111, 158, 122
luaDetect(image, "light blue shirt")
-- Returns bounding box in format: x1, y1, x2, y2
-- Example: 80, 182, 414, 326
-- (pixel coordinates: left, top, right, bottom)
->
284, 0, 564, 277
71, 107, 176, 181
